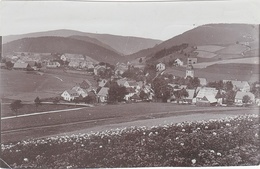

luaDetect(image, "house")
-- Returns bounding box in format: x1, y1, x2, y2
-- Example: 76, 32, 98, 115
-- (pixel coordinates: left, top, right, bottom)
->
60, 54, 67, 62
13, 62, 30, 70
25, 61, 37, 67
185, 64, 194, 78
71, 86, 88, 98
79, 80, 92, 90
156, 62, 166, 72
115, 62, 128, 75
187, 57, 197, 65
94, 65, 106, 75
223, 80, 250, 92
128, 81, 142, 89
234, 91, 255, 105
196, 87, 218, 106
174, 58, 184, 66
47, 61, 60, 68
97, 87, 109, 103
117, 78, 130, 88
141, 84, 155, 100
184, 89, 196, 104
198, 78, 207, 86
68, 60, 80, 68
98, 79, 108, 87
124, 87, 137, 101
61, 89, 80, 101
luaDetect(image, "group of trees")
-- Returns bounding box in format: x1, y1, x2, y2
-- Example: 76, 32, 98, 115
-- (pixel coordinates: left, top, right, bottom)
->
107, 81, 128, 103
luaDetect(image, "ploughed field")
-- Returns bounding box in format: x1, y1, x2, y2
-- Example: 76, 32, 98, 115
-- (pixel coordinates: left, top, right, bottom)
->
1, 103, 257, 143
1, 114, 259, 168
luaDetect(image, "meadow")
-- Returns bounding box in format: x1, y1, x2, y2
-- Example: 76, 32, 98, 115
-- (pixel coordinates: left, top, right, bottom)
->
1, 114, 259, 168
0, 69, 96, 102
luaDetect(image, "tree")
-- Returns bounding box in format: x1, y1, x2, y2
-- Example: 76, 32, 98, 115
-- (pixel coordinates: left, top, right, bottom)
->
224, 90, 236, 105
34, 97, 41, 110
224, 81, 233, 91
139, 58, 143, 63
173, 88, 189, 103
10, 100, 23, 115
139, 90, 149, 101
242, 95, 251, 104
108, 81, 128, 103
5, 61, 13, 69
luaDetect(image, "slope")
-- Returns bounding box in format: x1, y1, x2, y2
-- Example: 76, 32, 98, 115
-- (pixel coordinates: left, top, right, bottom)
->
126, 24, 259, 61
3, 29, 162, 55
2, 36, 123, 64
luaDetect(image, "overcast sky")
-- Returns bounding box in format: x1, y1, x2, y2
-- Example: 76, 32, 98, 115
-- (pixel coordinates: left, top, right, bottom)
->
1, 0, 260, 40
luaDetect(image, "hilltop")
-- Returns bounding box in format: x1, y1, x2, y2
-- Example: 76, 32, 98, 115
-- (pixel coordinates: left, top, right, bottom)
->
3, 29, 162, 55
2, 36, 123, 64
126, 24, 259, 63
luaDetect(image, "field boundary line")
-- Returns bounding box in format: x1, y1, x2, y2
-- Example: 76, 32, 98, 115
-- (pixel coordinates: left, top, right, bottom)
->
1, 107, 87, 120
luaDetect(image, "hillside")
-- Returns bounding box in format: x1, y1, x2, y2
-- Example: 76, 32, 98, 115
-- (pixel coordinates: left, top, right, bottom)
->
3, 29, 162, 55
2, 36, 123, 64
126, 24, 259, 62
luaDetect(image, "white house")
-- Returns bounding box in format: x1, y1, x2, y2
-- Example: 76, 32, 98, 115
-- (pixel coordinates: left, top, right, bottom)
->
185, 65, 194, 78
174, 58, 184, 66
156, 62, 166, 72
47, 61, 60, 68
117, 78, 130, 88
196, 87, 218, 106
223, 80, 250, 92
71, 86, 88, 98
97, 87, 109, 103
60, 55, 67, 62
61, 89, 80, 101
234, 91, 255, 105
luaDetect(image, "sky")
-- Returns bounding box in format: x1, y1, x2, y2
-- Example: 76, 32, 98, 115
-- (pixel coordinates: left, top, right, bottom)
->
1, 0, 260, 40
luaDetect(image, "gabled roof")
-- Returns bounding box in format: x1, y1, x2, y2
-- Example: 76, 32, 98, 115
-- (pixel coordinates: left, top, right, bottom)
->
80, 80, 91, 89
97, 87, 109, 97
196, 87, 218, 101
25, 61, 36, 67
223, 80, 250, 88
235, 91, 255, 100
13, 62, 29, 69
186, 89, 195, 100
117, 78, 128, 86
66, 89, 80, 96
128, 81, 139, 87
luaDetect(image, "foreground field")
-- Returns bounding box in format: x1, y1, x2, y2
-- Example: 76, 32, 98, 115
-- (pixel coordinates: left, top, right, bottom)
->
1, 114, 259, 168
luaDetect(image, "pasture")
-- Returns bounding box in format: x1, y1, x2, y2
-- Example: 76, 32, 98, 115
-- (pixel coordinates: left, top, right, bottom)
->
196, 45, 225, 52
0, 69, 96, 102
165, 63, 259, 82
216, 44, 249, 55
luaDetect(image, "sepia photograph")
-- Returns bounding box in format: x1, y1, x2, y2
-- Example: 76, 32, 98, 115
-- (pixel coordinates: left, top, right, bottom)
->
0, 0, 259, 168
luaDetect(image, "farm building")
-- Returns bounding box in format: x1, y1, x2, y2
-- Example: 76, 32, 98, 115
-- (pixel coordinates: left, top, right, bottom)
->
47, 61, 60, 68
223, 80, 250, 92
117, 78, 130, 88
196, 87, 218, 106
79, 80, 92, 90
184, 89, 196, 104
13, 62, 30, 70
174, 58, 184, 66
97, 87, 109, 103
60, 54, 67, 62
71, 86, 88, 98
61, 89, 80, 101
234, 91, 255, 105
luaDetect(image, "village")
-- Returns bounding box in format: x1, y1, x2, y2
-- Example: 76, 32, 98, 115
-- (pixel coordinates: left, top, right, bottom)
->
1, 52, 259, 108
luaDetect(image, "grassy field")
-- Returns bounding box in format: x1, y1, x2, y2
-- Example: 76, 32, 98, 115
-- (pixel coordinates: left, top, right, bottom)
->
216, 44, 249, 55
196, 45, 225, 52
1, 103, 84, 117
195, 51, 217, 58
165, 63, 259, 82
0, 69, 96, 102
1, 102, 257, 143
